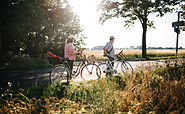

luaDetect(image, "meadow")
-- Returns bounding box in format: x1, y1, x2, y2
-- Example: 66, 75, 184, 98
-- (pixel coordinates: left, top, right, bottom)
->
0, 59, 185, 113
83, 49, 185, 60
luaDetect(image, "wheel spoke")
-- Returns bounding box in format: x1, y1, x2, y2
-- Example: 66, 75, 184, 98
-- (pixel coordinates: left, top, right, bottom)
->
81, 64, 101, 80
98, 63, 110, 77
49, 65, 70, 83
121, 61, 133, 74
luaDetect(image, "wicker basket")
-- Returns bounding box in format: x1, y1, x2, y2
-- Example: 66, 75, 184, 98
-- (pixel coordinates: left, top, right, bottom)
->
87, 55, 96, 64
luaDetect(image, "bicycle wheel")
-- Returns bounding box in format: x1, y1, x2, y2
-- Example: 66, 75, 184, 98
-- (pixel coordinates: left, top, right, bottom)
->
98, 63, 112, 77
121, 61, 133, 74
49, 65, 71, 83
81, 64, 101, 80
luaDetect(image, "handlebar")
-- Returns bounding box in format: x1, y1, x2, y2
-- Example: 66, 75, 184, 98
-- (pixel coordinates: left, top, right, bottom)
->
77, 51, 87, 61
118, 50, 123, 55
103, 50, 123, 58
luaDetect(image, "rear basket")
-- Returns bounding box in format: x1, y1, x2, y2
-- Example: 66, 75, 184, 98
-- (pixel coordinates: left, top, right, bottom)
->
48, 57, 63, 65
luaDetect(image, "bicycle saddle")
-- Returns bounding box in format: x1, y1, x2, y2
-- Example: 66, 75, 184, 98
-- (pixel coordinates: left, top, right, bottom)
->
103, 54, 108, 57
63, 58, 69, 61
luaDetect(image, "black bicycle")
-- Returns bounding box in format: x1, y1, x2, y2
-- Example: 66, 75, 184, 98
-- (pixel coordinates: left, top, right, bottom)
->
47, 52, 101, 83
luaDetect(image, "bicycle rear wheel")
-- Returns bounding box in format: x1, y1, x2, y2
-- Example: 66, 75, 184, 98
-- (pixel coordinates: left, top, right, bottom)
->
98, 63, 111, 77
121, 61, 133, 74
81, 64, 101, 80
49, 65, 70, 83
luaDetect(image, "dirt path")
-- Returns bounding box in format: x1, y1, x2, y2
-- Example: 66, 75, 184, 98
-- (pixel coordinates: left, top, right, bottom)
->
0, 69, 51, 88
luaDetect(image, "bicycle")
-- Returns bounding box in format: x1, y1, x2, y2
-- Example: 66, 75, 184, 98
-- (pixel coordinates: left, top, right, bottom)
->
48, 52, 101, 83
97, 50, 133, 77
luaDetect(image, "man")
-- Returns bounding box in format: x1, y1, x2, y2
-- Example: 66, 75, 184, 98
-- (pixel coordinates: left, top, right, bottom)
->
103, 36, 115, 67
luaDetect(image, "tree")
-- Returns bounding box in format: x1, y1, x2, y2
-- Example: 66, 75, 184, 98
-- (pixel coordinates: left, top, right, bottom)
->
1, 0, 49, 59
98, 0, 184, 58
42, 3, 85, 57
180, 4, 185, 31
1, 0, 85, 65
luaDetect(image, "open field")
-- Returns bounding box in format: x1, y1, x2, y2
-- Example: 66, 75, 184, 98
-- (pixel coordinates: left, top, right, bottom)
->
83, 49, 185, 60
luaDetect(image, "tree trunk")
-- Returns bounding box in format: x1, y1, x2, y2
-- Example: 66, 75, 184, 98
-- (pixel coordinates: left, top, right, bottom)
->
0, 21, 3, 67
142, 19, 147, 58
0, 20, 1, 54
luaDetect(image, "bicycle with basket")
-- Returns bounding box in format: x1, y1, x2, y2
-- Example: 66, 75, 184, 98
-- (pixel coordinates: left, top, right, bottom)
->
45, 51, 101, 83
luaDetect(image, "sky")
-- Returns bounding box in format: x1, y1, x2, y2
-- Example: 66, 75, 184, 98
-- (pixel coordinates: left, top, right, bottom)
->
68, 0, 185, 49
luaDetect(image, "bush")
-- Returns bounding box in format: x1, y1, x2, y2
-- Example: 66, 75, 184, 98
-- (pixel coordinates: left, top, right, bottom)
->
1, 54, 52, 70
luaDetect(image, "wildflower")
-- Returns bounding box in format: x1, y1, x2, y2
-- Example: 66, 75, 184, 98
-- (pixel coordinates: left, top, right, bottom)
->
81, 107, 87, 113
8, 82, 12, 88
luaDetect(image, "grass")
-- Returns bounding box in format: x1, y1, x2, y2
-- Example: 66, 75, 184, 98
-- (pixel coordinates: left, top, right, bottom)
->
1, 59, 185, 113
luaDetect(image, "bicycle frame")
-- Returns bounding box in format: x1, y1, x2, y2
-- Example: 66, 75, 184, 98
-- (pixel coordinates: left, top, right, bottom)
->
63, 53, 90, 78
104, 49, 128, 73
106, 57, 121, 73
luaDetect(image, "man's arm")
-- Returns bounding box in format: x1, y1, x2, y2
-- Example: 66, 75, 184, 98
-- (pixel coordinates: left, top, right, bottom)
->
103, 42, 110, 56
103, 47, 109, 56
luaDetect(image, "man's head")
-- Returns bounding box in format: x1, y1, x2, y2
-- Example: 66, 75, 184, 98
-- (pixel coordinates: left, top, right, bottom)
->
110, 36, 115, 42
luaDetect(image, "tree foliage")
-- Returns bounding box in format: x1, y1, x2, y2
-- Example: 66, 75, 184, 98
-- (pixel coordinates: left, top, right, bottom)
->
1, 0, 85, 65
180, 4, 185, 31
98, 0, 184, 58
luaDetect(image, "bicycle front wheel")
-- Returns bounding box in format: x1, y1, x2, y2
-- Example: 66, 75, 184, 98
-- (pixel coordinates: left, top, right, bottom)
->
81, 64, 101, 80
121, 61, 133, 74
49, 65, 70, 83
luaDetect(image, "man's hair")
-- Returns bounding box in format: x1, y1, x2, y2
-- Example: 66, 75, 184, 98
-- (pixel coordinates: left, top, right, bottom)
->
110, 36, 115, 40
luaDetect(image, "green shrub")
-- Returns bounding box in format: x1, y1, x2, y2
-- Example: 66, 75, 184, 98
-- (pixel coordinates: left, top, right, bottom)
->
1, 54, 52, 70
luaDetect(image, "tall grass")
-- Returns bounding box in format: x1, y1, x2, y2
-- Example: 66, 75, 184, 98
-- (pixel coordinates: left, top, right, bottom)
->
0, 59, 185, 113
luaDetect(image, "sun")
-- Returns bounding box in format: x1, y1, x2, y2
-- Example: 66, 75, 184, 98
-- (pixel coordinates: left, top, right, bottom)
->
68, 0, 100, 25
68, 0, 104, 48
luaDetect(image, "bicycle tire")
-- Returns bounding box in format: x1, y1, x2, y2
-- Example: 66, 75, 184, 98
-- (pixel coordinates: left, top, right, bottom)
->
98, 63, 112, 77
81, 63, 101, 80
49, 65, 71, 83
121, 61, 133, 74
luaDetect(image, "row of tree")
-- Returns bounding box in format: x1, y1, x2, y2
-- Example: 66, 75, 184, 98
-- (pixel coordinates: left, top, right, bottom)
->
1, 0, 86, 66
91, 45, 184, 50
